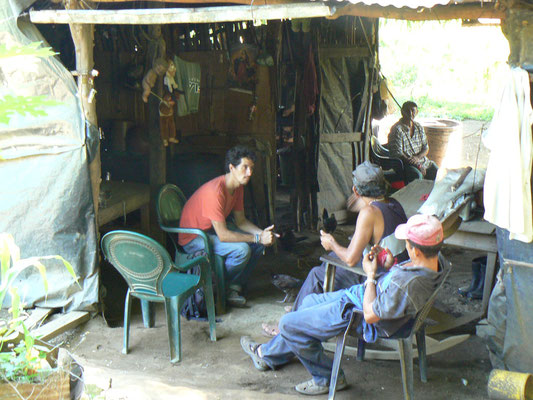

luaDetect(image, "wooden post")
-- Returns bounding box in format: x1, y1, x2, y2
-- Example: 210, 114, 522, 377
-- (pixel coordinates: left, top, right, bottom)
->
67, 1, 100, 219
147, 10, 166, 242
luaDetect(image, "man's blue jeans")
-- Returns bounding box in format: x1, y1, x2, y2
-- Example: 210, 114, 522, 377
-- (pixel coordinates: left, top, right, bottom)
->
183, 232, 264, 292
259, 290, 359, 386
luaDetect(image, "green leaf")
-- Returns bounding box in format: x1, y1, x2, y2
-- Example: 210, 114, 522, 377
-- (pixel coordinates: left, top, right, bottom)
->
0, 42, 56, 59
49, 255, 79, 286
9, 288, 20, 320
0, 95, 61, 125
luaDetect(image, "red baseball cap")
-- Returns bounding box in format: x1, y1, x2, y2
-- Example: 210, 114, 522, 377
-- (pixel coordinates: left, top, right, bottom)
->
395, 214, 443, 246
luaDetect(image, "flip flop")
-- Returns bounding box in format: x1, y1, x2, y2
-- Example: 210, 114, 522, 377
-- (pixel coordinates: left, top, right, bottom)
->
261, 323, 280, 337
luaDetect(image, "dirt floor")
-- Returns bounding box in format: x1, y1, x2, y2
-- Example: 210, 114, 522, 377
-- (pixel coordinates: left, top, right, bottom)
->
58, 120, 495, 399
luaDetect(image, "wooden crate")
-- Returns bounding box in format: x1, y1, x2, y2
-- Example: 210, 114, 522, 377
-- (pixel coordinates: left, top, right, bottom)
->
0, 370, 70, 400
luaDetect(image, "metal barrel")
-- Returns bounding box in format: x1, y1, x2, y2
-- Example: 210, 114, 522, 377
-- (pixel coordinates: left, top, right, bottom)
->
487, 369, 533, 400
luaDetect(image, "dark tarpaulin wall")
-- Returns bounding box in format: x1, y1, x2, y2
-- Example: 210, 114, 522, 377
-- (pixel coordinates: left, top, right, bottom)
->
317, 53, 366, 221
0, 0, 99, 311
480, 228, 533, 373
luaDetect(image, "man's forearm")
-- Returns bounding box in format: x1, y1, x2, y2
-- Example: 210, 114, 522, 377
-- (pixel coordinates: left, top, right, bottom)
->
330, 241, 362, 267
363, 281, 379, 324
217, 228, 256, 243
235, 218, 263, 235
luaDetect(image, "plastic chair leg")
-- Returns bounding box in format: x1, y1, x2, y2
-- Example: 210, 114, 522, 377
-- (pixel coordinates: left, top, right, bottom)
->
416, 327, 428, 383
328, 311, 360, 400
328, 334, 346, 400
214, 256, 226, 315
165, 296, 181, 363
202, 274, 217, 342
398, 338, 414, 400
357, 339, 366, 361
140, 299, 154, 328
123, 290, 132, 354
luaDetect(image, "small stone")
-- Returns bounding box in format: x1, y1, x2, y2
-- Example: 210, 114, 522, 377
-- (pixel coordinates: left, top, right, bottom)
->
461, 378, 468, 386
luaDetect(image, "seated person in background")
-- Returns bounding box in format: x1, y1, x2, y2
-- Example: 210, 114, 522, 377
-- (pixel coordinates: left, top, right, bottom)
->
242, 214, 448, 396
262, 161, 407, 337
388, 101, 438, 183
178, 145, 278, 307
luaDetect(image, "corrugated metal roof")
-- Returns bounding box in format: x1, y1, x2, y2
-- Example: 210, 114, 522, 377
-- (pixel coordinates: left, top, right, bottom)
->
340, 0, 472, 7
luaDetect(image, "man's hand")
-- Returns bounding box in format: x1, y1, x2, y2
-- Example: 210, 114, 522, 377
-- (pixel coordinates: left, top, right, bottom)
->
260, 225, 279, 246
320, 230, 336, 251
362, 252, 378, 279
370, 245, 394, 269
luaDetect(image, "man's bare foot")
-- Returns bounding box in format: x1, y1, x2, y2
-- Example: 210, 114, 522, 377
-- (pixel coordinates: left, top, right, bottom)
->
261, 323, 280, 337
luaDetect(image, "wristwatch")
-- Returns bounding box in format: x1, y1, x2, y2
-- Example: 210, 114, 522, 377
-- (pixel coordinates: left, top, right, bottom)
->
364, 278, 378, 288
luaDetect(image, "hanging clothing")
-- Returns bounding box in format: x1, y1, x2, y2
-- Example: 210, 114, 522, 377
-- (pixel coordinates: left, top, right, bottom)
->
173, 56, 201, 117
302, 44, 318, 116
483, 66, 533, 243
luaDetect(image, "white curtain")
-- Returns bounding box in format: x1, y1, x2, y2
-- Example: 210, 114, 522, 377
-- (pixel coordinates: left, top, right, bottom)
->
483, 67, 533, 243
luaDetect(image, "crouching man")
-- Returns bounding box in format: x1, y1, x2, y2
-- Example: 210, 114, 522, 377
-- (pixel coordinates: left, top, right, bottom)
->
241, 214, 448, 395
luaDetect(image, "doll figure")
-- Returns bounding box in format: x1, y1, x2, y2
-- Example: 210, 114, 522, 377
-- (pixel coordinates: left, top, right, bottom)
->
164, 60, 178, 93
159, 93, 179, 146
141, 58, 169, 103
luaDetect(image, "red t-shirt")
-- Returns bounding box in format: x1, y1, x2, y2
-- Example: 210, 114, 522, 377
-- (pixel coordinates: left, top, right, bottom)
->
178, 175, 244, 246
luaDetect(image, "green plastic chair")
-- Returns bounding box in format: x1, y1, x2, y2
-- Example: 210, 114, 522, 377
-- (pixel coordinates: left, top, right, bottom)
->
101, 230, 216, 363
156, 184, 227, 314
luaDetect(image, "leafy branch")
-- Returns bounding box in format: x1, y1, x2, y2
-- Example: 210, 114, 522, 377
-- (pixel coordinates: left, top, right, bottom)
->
0, 42, 56, 60
0, 95, 61, 125
0, 42, 60, 125
0, 233, 79, 383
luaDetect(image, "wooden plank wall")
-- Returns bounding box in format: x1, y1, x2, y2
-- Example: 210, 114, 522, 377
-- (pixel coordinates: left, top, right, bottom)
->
93, 23, 276, 226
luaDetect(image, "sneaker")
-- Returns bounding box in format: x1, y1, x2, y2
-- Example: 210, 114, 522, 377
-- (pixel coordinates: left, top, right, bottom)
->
240, 336, 269, 371
228, 290, 247, 307
294, 375, 348, 396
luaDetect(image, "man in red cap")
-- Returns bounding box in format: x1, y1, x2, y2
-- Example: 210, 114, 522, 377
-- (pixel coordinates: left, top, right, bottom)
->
241, 214, 448, 396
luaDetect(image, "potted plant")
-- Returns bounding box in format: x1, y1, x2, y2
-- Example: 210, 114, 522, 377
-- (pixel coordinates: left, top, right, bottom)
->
0, 233, 79, 399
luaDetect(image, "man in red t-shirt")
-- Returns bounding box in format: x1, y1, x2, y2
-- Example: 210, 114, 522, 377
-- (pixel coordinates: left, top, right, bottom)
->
180, 146, 278, 307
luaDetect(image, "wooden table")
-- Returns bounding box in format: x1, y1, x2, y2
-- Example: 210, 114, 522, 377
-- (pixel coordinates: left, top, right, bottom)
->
98, 181, 150, 233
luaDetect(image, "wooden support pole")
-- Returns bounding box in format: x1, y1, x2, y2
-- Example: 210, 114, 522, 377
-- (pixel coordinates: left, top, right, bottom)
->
68, 1, 100, 218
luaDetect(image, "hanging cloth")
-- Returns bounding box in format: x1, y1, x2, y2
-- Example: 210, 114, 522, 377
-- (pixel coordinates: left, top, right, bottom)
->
483, 66, 533, 242
173, 56, 201, 117
302, 44, 318, 116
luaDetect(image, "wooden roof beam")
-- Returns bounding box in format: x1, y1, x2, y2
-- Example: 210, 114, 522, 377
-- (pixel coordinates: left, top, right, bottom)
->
29, 3, 334, 24
331, 2, 506, 21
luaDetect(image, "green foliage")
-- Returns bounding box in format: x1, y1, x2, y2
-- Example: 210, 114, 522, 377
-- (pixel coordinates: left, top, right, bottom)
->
0, 323, 49, 383
0, 42, 60, 125
0, 95, 61, 125
0, 233, 78, 383
379, 19, 509, 122
396, 95, 494, 121
0, 42, 56, 59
